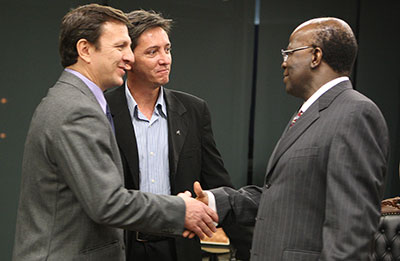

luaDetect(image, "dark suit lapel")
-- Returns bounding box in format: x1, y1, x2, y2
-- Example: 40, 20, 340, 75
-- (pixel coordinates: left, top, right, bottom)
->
164, 89, 187, 193
265, 105, 320, 177
105, 86, 140, 189
266, 80, 353, 178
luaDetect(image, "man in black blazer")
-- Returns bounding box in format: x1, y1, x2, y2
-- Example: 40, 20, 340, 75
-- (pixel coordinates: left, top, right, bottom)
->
105, 10, 251, 261
192, 17, 390, 260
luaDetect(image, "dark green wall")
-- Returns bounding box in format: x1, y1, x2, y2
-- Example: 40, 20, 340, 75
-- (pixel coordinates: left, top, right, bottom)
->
1, 0, 398, 259
355, 0, 400, 198
0, 1, 84, 258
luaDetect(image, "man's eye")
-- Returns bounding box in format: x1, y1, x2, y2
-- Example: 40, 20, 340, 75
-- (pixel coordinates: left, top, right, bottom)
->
165, 47, 171, 53
116, 45, 125, 50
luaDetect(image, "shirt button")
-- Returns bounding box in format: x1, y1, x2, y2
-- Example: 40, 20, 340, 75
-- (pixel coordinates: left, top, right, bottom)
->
265, 183, 271, 189
151, 179, 155, 183
150, 152, 155, 156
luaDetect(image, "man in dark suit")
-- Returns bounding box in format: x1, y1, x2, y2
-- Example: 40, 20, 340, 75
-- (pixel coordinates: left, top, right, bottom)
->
12, 4, 218, 261
192, 17, 390, 260
105, 9, 251, 261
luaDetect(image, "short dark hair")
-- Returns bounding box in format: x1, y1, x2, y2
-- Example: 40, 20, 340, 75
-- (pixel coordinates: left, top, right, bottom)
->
125, 10, 172, 50
59, 3, 130, 67
311, 22, 358, 75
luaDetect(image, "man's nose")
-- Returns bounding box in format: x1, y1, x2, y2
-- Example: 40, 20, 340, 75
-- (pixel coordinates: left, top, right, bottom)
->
123, 48, 135, 70
125, 48, 135, 63
159, 52, 171, 64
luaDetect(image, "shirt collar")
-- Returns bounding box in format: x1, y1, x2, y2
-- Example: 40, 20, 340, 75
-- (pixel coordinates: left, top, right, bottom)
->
125, 82, 167, 119
65, 68, 107, 114
300, 76, 349, 113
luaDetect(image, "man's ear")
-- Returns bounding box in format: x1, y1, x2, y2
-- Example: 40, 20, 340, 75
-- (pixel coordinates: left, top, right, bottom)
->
311, 47, 323, 69
76, 39, 93, 64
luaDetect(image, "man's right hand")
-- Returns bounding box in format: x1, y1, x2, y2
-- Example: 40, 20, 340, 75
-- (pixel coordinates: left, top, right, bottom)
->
178, 191, 218, 240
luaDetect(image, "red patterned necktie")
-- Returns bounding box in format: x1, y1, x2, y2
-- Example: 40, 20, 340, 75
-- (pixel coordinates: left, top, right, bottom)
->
290, 110, 303, 127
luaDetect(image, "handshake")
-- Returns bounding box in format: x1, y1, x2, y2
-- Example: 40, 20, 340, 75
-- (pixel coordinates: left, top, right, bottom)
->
177, 181, 215, 239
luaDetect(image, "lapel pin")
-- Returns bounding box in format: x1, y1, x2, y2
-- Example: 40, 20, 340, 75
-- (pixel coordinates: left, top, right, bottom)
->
176, 130, 181, 135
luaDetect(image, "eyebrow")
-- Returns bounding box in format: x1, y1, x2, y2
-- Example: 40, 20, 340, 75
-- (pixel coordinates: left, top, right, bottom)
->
146, 43, 171, 50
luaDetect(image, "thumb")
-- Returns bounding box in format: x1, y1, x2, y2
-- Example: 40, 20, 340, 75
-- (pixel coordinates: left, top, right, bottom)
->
183, 190, 192, 197
194, 181, 205, 198
177, 190, 192, 200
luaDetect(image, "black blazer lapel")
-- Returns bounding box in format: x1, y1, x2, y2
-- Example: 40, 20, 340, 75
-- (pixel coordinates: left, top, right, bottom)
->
164, 89, 188, 193
105, 86, 140, 189
265, 80, 353, 178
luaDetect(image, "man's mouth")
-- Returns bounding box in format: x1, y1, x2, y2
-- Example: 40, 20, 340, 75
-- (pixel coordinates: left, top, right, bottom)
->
157, 68, 169, 74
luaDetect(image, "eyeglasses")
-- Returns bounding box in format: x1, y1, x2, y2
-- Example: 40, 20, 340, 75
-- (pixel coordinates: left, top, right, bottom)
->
281, 46, 313, 62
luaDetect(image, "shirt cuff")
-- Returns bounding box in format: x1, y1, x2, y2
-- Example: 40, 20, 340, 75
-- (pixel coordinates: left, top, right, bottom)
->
205, 191, 218, 225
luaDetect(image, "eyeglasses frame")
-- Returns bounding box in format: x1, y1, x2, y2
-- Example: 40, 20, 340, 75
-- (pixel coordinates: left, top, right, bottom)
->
281, 46, 314, 62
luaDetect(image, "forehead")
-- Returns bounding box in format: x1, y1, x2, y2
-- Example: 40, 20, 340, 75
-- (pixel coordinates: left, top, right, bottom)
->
288, 24, 316, 46
99, 21, 130, 41
137, 27, 170, 46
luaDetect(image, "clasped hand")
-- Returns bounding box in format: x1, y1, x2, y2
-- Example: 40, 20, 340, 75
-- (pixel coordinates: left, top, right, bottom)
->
177, 181, 214, 239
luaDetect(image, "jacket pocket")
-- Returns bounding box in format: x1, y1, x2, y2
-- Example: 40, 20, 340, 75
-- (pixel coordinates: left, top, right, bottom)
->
74, 240, 123, 261
288, 147, 319, 159
282, 249, 320, 261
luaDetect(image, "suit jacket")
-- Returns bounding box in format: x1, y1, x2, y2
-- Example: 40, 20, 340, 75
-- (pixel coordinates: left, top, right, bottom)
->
105, 86, 250, 261
212, 80, 390, 261
12, 71, 186, 261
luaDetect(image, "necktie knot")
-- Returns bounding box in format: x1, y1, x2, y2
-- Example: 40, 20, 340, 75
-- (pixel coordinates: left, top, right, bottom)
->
290, 110, 303, 127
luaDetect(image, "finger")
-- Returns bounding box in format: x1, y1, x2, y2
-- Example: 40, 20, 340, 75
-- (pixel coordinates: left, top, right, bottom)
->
197, 210, 216, 236
191, 226, 205, 240
182, 229, 191, 238
177, 191, 190, 199
194, 181, 204, 198
177, 192, 186, 198
183, 230, 196, 239
204, 205, 219, 224
204, 217, 217, 233
198, 220, 215, 238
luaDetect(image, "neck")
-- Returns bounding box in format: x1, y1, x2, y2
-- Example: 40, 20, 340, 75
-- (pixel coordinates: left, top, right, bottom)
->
127, 77, 161, 119
303, 67, 343, 100
67, 63, 105, 91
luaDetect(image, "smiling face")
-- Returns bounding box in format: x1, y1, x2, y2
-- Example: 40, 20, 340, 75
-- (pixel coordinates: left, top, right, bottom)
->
129, 26, 172, 88
89, 21, 134, 90
281, 25, 316, 99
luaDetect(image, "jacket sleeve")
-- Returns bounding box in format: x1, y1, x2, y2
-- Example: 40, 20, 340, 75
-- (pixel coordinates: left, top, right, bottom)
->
52, 104, 186, 236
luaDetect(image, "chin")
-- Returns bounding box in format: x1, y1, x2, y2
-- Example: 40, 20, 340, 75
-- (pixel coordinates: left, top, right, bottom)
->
115, 77, 124, 86
159, 79, 169, 86
105, 80, 123, 90
285, 85, 291, 94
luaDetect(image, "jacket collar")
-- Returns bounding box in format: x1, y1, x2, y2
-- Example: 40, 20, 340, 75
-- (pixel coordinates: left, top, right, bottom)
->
265, 80, 353, 177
